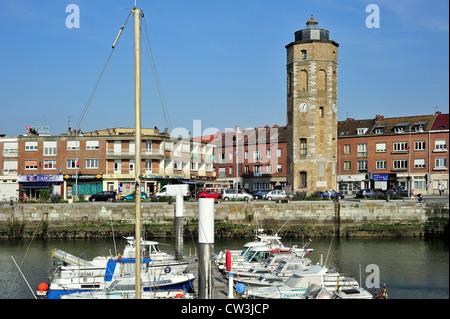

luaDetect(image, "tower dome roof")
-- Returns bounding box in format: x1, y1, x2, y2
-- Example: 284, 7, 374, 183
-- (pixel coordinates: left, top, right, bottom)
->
306, 15, 318, 25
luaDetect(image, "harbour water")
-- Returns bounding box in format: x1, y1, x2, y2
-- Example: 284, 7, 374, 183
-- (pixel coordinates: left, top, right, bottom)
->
0, 237, 448, 299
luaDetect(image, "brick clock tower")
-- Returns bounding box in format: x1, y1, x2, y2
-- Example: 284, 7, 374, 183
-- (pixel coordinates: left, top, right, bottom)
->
286, 16, 339, 194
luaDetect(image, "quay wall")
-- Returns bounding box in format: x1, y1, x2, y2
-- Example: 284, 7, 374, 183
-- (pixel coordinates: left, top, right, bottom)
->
0, 201, 448, 239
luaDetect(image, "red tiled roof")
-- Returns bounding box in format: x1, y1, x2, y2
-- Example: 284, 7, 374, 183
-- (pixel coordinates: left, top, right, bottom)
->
431, 113, 449, 130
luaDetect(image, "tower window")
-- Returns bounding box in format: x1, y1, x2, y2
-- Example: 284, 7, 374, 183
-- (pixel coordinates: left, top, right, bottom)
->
319, 107, 324, 118
300, 172, 307, 188
301, 50, 307, 60
300, 138, 307, 156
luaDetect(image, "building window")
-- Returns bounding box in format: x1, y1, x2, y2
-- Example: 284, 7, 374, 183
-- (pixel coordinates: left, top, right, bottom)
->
267, 164, 272, 174
244, 165, 249, 174
414, 158, 425, 169
43, 141, 57, 156
414, 141, 425, 151
86, 159, 99, 169
129, 159, 135, 172
145, 160, 152, 173
393, 159, 408, 170
25, 160, 38, 170
435, 139, 447, 151
393, 142, 408, 152
435, 158, 447, 169
374, 127, 384, 134
254, 165, 262, 176
299, 138, 307, 156
277, 164, 282, 173
277, 148, 282, 158
25, 141, 38, 151
218, 152, 225, 164
67, 159, 77, 169
67, 141, 80, 150
218, 167, 226, 178
376, 143, 386, 153
114, 160, 121, 173
414, 177, 426, 190
86, 140, 99, 150
344, 144, 351, 154
344, 161, 351, 171
229, 166, 233, 175
300, 172, 307, 188
301, 50, 307, 60
357, 160, 367, 172
244, 150, 249, 160
164, 141, 173, 151
357, 128, 368, 135
44, 159, 57, 169
357, 144, 367, 157
254, 150, 262, 162
319, 107, 324, 118
376, 160, 386, 170
190, 162, 198, 171
266, 149, 271, 158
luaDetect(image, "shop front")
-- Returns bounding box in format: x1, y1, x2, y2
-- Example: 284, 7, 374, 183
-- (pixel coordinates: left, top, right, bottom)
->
18, 174, 64, 200
64, 174, 103, 200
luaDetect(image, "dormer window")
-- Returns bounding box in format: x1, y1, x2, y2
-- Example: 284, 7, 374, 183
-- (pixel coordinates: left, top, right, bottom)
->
393, 122, 410, 134
374, 125, 386, 134
340, 131, 349, 136
357, 128, 368, 135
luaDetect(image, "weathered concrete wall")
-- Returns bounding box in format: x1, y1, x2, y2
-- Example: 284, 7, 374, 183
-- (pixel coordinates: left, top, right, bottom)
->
1, 201, 447, 228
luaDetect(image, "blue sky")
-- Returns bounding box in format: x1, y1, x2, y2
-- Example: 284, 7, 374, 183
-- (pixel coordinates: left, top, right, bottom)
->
0, 0, 448, 137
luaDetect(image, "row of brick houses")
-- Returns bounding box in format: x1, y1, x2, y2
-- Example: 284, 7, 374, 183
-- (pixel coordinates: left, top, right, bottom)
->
0, 112, 448, 201
210, 112, 448, 196
0, 127, 215, 201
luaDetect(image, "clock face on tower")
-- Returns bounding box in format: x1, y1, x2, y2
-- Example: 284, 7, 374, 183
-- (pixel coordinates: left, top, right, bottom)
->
298, 101, 308, 113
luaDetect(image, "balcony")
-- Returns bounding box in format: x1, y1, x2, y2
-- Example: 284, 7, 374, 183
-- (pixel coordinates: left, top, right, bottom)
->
2, 169, 17, 176
2, 150, 18, 157
106, 149, 163, 158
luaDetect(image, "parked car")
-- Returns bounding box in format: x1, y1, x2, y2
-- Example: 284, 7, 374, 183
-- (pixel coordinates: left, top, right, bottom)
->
254, 190, 269, 199
385, 186, 409, 197
320, 190, 345, 199
89, 191, 117, 202
120, 193, 148, 201
198, 190, 222, 199
355, 188, 385, 199
221, 189, 254, 200
264, 190, 289, 200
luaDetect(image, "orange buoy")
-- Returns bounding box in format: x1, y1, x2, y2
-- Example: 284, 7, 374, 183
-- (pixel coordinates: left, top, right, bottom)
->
175, 293, 184, 298
37, 283, 49, 291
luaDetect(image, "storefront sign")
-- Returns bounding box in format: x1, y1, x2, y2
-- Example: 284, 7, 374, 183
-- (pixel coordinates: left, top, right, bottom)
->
373, 174, 388, 181
64, 174, 102, 180
18, 175, 63, 182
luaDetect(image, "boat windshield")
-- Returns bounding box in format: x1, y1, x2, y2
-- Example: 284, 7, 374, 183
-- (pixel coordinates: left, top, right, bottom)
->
246, 251, 270, 263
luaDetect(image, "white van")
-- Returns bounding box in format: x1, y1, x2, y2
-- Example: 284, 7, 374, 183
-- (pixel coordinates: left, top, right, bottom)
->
155, 184, 190, 199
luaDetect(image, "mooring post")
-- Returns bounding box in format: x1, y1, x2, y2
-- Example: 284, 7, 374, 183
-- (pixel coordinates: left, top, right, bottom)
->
198, 198, 214, 299
335, 195, 341, 238
175, 194, 184, 260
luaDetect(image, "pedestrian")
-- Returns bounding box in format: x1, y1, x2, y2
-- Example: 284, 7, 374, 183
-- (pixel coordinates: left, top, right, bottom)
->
438, 183, 442, 196
410, 189, 415, 204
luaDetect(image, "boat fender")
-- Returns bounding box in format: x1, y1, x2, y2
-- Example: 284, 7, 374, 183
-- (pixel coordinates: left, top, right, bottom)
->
226, 251, 231, 272
235, 284, 246, 295
175, 293, 184, 298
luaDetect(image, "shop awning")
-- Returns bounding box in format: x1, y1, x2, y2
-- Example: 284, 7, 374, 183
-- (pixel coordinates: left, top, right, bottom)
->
22, 182, 52, 189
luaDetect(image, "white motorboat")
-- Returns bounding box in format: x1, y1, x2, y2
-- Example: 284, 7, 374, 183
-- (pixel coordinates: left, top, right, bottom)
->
216, 232, 313, 272
230, 251, 300, 280
46, 257, 195, 299
236, 257, 312, 288
300, 283, 374, 299
244, 265, 361, 299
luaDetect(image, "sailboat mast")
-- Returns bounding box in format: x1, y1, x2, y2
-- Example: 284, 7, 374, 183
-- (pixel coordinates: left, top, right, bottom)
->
132, 6, 142, 299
